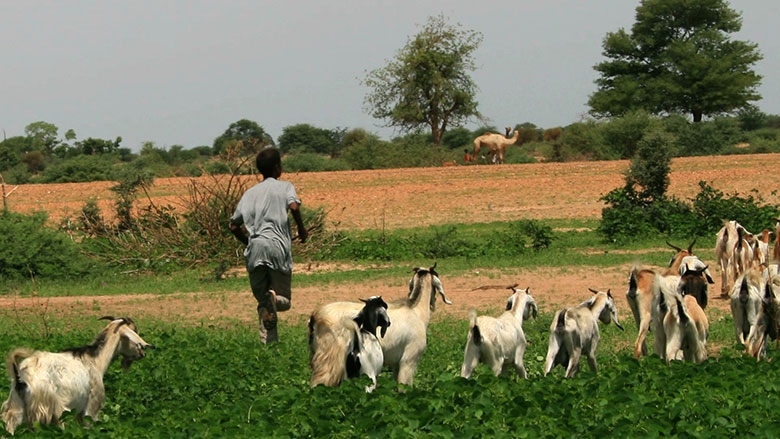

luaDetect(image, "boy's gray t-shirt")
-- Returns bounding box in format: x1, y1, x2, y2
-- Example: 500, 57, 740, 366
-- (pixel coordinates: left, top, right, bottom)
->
231, 178, 301, 274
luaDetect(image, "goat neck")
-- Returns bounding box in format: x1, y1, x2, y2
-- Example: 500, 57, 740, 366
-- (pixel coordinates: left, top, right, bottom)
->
404, 270, 442, 326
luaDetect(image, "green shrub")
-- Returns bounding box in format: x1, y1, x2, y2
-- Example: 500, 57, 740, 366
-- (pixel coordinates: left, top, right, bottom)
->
282, 153, 351, 173
599, 181, 778, 243
0, 211, 95, 280
627, 128, 673, 201
38, 154, 120, 183
691, 181, 780, 234
601, 110, 655, 159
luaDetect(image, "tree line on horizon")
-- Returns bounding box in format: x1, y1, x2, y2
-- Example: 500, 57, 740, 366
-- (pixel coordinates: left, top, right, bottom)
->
2, 0, 779, 185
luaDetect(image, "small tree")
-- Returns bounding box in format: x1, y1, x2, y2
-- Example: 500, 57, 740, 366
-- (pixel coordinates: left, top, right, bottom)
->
627, 128, 673, 201
363, 15, 483, 145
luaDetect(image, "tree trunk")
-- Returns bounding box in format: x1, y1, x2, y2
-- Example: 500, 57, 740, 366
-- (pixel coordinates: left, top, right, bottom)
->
431, 125, 442, 145
692, 110, 703, 123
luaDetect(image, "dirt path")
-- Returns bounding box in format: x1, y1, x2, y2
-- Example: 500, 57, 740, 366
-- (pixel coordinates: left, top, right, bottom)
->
0, 264, 732, 328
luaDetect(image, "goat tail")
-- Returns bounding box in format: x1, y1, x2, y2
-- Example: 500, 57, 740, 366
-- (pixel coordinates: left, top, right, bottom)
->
555, 309, 567, 330
627, 266, 639, 299
309, 317, 352, 388
675, 297, 690, 326
5, 348, 33, 385
466, 308, 482, 345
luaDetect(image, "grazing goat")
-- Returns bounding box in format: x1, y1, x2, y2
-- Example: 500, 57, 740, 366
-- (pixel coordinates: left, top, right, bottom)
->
746, 275, 780, 360
345, 296, 391, 392
460, 285, 537, 379
2, 317, 153, 435
730, 269, 764, 345
544, 289, 623, 378
662, 292, 709, 364
309, 264, 451, 387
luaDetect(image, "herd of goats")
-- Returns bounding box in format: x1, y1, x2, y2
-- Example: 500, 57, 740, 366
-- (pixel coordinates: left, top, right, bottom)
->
2, 219, 779, 433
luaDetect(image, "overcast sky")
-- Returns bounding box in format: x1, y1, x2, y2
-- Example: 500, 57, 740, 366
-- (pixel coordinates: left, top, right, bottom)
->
2, 1, 777, 151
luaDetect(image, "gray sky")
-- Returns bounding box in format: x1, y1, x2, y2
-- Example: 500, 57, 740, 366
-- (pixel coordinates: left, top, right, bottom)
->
2, 1, 777, 151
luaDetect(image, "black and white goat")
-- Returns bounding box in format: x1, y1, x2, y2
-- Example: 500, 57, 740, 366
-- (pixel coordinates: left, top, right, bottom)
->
345, 296, 391, 392
1, 317, 153, 435
309, 264, 451, 387
460, 285, 537, 379
544, 289, 623, 378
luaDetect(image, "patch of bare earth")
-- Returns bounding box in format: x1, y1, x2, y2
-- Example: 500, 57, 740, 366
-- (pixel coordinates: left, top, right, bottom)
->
1, 263, 733, 328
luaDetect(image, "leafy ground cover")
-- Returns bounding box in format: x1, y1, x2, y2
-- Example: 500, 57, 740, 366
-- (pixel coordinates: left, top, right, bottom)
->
0, 313, 778, 438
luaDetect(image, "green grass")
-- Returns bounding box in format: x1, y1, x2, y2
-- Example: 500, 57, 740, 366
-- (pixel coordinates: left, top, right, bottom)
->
0, 313, 777, 438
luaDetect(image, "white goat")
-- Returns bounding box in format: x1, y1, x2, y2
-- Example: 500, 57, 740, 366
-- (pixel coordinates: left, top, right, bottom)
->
544, 289, 623, 378
752, 229, 774, 266
309, 264, 451, 387
460, 285, 537, 379
746, 275, 780, 360
345, 296, 391, 392
716, 220, 752, 297
661, 284, 709, 364
730, 268, 764, 345
2, 317, 153, 435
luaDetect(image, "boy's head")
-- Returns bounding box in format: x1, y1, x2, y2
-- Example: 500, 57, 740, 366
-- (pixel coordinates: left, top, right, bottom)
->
256, 148, 282, 178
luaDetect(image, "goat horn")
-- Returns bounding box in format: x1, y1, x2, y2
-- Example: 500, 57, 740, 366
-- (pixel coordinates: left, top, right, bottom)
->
666, 241, 682, 252
99, 316, 116, 321
687, 238, 697, 253
506, 283, 519, 290
588, 288, 598, 294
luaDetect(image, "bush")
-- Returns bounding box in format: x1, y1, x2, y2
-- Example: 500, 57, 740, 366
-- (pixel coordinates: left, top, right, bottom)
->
0, 211, 94, 280
627, 128, 673, 201
690, 181, 780, 234
600, 111, 655, 159
37, 154, 120, 183
282, 153, 351, 173
599, 181, 779, 243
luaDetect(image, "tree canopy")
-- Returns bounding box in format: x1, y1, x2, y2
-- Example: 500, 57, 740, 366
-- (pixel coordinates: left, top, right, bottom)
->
277, 124, 344, 156
363, 14, 483, 145
213, 119, 273, 155
589, 0, 762, 122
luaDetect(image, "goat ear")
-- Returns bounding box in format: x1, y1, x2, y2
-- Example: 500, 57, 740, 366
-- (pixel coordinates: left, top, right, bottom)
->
411, 267, 420, 273
588, 288, 598, 294
765, 282, 774, 300
360, 298, 368, 304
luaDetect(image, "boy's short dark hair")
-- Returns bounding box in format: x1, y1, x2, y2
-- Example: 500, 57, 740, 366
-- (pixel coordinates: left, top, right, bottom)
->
256, 148, 281, 177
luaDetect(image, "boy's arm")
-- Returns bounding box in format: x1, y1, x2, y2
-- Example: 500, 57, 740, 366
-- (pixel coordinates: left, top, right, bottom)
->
289, 202, 308, 243
228, 219, 248, 245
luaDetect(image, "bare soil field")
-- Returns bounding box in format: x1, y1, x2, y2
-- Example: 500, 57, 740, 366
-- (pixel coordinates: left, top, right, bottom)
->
9, 153, 780, 230
3, 154, 776, 324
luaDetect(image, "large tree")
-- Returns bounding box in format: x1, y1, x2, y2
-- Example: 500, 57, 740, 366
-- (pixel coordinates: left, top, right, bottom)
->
213, 119, 273, 155
363, 15, 482, 145
589, 0, 762, 122
277, 124, 344, 156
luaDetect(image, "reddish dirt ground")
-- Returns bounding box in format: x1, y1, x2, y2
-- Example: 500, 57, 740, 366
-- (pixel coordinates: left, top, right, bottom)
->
2, 154, 776, 324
